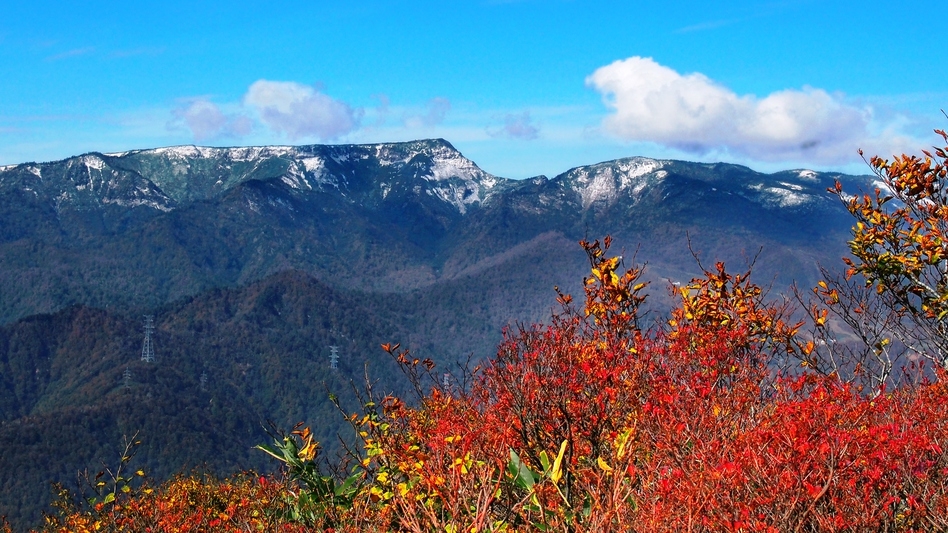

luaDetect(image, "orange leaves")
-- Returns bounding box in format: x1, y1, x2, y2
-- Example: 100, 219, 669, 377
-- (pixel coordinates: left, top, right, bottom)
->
830, 127, 948, 366
579, 237, 648, 336
671, 260, 805, 362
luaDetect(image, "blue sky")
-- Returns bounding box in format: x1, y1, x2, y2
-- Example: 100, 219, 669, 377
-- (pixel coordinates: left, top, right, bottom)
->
2, 1, 945, 178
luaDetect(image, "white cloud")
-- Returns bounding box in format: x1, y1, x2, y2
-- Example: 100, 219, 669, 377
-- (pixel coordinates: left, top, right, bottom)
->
171, 99, 252, 142
244, 80, 362, 141
488, 111, 539, 140
586, 56, 915, 164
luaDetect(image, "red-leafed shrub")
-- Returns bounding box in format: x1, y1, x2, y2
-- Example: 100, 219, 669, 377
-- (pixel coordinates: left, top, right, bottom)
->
39, 130, 948, 532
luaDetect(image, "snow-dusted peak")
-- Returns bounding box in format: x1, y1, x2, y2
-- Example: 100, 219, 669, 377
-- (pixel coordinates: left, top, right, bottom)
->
352, 139, 506, 214
564, 157, 666, 209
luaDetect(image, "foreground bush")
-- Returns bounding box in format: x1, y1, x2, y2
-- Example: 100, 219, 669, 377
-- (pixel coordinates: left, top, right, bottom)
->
37, 131, 948, 531
38, 473, 308, 533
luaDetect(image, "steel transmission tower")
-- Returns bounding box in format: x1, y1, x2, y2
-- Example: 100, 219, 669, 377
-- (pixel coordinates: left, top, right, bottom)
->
141, 315, 156, 363
329, 345, 339, 369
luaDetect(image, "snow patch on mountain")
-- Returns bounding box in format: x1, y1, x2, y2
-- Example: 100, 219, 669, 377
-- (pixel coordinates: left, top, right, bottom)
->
767, 188, 810, 207
871, 179, 893, 195
749, 183, 812, 208
427, 182, 484, 214
103, 196, 174, 212
281, 163, 312, 190
225, 146, 293, 161
147, 145, 296, 162
82, 155, 106, 171
153, 145, 218, 159
300, 156, 325, 174
797, 170, 819, 181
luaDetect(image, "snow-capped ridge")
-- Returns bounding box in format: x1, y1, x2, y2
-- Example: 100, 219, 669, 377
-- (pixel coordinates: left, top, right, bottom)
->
560, 156, 666, 209
3, 139, 873, 217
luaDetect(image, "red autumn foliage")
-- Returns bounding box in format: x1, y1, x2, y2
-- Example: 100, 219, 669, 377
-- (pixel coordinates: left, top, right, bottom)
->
37, 130, 948, 532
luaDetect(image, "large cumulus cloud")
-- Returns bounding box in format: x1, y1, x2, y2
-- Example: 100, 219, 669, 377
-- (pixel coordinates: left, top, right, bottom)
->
586, 57, 909, 164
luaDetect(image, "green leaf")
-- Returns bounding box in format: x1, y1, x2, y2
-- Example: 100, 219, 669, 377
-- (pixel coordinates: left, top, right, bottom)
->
254, 443, 286, 463
507, 450, 537, 491
538, 450, 551, 474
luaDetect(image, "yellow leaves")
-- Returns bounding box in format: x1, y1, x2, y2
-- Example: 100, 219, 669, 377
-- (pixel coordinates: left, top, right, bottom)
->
551, 440, 568, 485
615, 427, 635, 461
452, 452, 473, 475
580, 235, 649, 335
597, 456, 613, 472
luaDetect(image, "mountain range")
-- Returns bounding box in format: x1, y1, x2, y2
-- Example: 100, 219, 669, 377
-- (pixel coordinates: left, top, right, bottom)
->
0, 139, 871, 528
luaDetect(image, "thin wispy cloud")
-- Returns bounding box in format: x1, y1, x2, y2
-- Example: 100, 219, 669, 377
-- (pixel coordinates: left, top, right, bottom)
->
674, 18, 742, 33
586, 56, 919, 164
45, 47, 95, 61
